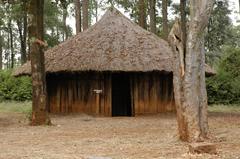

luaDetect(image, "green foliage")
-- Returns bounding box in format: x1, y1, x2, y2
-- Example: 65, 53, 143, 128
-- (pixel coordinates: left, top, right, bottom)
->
205, 0, 232, 65
0, 70, 32, 101
207, 47, 240, 104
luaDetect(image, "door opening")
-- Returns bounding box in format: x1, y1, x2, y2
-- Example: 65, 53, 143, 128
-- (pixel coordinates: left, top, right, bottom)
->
112, 73, 132, 116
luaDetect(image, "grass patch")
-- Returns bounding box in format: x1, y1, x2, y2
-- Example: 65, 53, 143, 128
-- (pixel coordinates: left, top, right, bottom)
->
0, 101, 32, 114
0, 101, 239, 114
208, 104, 240, 113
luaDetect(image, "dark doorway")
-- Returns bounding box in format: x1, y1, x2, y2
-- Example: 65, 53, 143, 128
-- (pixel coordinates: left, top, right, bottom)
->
112, 73, 132, 116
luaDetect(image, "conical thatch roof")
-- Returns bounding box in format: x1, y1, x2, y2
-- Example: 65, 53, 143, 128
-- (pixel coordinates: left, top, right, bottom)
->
13, 8, 173, 76
13, 8, 215, 76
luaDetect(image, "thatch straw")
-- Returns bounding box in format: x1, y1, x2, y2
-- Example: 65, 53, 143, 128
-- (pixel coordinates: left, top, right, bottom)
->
13, 8, 215, 76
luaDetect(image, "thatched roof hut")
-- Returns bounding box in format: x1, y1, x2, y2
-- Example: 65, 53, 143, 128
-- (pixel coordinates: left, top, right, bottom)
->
13, 8, 215, 116
14, 8, 174, 76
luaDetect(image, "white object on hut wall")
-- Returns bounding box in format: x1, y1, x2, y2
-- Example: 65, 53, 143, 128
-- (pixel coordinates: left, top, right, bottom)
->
93, 89, 102, 115
93, 89, 103, 94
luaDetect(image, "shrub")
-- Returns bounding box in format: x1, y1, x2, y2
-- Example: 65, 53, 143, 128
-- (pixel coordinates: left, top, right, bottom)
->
0, 70, 32, 101
207, 47, 240, 104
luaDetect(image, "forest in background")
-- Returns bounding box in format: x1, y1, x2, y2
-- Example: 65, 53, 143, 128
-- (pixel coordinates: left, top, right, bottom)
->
0, 0, 239, 104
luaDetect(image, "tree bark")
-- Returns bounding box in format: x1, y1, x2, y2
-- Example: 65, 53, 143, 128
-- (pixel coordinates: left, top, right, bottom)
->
168, 0, 214, 142
180, 0, 186, 55
28, 0, 51, 126
17, 11, 27, 65
95, 0, 98, 22
138, 0, 147, 29
82, 0, 89, 31
22, 0, 28, 64
239, 0, 240, 14
60, 0, 69, 40
74, 0, 81, 33
63, 7, 68, 40
0, 31, 2, 70
149, 0, 156, 34
8, 20, 14, 68
162, 0, 168, 40
7, 28, 10, 68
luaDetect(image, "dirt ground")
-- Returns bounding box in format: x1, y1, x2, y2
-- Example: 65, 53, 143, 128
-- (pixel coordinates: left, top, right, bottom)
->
0, 112, 240, 159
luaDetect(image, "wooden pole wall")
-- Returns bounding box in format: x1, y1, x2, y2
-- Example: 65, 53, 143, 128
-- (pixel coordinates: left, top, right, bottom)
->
47, 72, 174, 116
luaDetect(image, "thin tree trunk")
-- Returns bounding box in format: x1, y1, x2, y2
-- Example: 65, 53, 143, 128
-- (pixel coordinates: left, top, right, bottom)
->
17, 17, 27, 65
7, 29, 10, 68
95, 0, 98, 22
8, 20, 14, 68
180, 0, 186, 55
22, 0, 27, 63
0, 31, 2, 70
168, 0, 214, 142
162, 0, 168, 40
28, 0, 50, 126
75, 0, 81, 33
149, 0, 156, 34
63, 8, 68, 40
27, 34, 30, 60
82, 0, 89, 31
239, 0, 240, 14
138, 0, 147, 29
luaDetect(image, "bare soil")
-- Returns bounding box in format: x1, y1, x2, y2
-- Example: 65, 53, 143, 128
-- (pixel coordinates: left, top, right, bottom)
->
0, 112, 240, 159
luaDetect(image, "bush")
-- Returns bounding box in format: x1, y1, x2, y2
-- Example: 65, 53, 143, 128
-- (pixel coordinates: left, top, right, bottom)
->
0, 70, 32, 101
207, 47, 240, 104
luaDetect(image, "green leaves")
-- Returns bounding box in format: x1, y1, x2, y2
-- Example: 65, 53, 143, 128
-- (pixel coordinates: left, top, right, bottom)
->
0, 70, 32, 101
207, 47, 240, 104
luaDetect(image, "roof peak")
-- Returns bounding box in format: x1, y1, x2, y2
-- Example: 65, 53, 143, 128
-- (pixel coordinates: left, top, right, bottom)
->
101, 7, 125, 19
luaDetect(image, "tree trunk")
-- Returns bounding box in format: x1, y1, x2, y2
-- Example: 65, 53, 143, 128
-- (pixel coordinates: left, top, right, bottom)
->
74, 0, 81, 33
138, 0, 147, 29
27, 33, 30, 60
59, 0, 69, 40
63, 7, 68, 40
23, 0, 28, 64
17, 15, 27, 65
0, 31, 2, 70
239, 0, 240, 14
149, 0, 156, 34
82, 0, 89, 31
8, 20, 14, 68
95, 0, 98, 22
162, 0, 168, 40
168, 0, 214, 142
28, 0, 51, 126
180, 0, 186, 54
7, 29, 10, 68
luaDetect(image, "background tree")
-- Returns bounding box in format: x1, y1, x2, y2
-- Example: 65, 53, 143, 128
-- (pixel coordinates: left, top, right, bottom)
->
0, 31, 2, 70
149, 0, 156, 34
162, 0, 168, 39
138, 0, 147, 29
205, 0, 232, 65
15, 0, 28, 64
28, 0, 50, 125
180, 0, 186, 54
82, 0, 89, 30
59, 0, 71, 40
74, 0, 81, 33
44, 0, 65, 46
